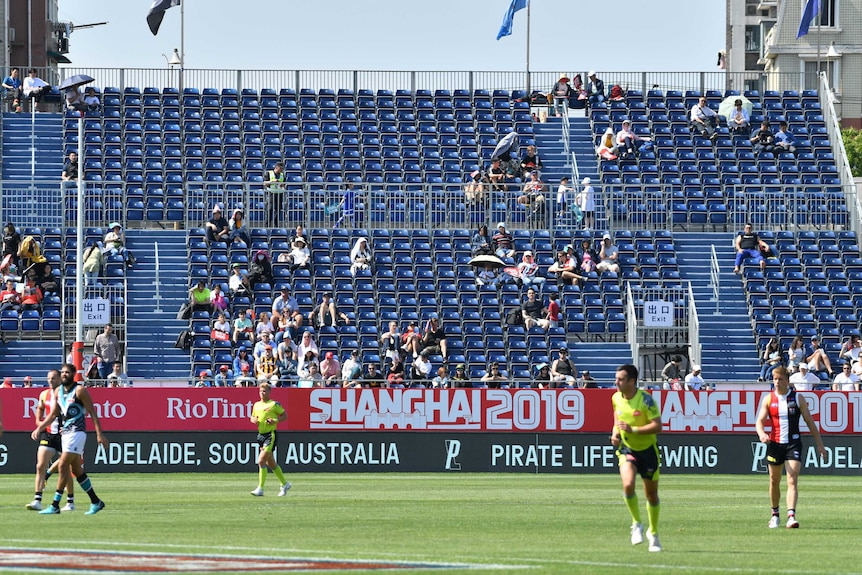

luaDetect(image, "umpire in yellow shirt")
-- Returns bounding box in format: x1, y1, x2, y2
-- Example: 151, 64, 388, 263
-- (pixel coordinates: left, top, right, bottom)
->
249, 382, 291, 497
610, 364, 663, 552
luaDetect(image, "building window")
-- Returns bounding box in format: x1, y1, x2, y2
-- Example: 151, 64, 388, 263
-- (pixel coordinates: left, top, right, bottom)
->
803, 60, 835, 91
745, 26, 761, 52
820, 0, 837, 27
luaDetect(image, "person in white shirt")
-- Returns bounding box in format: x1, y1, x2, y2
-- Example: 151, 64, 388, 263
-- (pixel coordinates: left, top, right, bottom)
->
831, 363, 860, 391
727, 98, 750, 134
576, 176, 596, 230
411, 351, 433, 384
690, 96, 718, 140
789, 363, 820, 391
556, 176, 574, 219
22, 68, 49, 111
684, 365, 706, 391
341, 350, 362, 388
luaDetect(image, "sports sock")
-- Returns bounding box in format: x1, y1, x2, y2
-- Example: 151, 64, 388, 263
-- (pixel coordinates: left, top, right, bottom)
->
45, 469, 52, 480
772, 507, 779, 516
34, 491, 42, 502
258, 465, 267, 488
624, 493, 641, 523
67, 494, 74, 505
52, 490, 62, 509
273, 465, 286, 485
787, 508, 796, 517
76, 473, 100, 504
647, 501, 660, 534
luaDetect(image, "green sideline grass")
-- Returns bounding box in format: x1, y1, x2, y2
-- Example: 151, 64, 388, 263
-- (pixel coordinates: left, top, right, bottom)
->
0, 473, 858, 575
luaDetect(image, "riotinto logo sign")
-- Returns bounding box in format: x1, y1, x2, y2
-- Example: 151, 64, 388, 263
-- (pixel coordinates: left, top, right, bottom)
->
444, 439, 462, 470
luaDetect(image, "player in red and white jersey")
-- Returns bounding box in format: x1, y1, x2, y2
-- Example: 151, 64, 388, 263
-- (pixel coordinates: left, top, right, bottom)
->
756, 366, 826, 530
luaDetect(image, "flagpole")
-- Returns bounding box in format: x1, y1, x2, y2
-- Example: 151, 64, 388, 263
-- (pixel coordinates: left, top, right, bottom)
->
525, 0, 531, 93
180, 0, 185, 93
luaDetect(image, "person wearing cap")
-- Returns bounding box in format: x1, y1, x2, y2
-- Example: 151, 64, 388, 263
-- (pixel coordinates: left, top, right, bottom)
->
597, 233, 620, 274
519, 144, 542, 178
411, 349, 433, 385
249, 382, 292, 497
102, 222, 135, 268
615, 119, 651, 160
228, 207, 251, 246
431, 366, 451, 389
233, 345, 254, 376
205, 204, 229, 243
195, 370, 213, 387
452, 363, 469, 388
587, 71, 605, 106
492, 222, 515, 260
363, 363, 384, 388
804, 334, 834, 379
232, 308, 254, 345
551, 346, 578, 388
214, 364, 234, 387
350, 237, 372, 277
1, 376, 12, 388
555, 176, 574, 220
228, 262, 251, 298
234, 362, 257, 387
832, 362, 860, 392
789, 362, 820, 391
320, 351, 341, 387
548, 73, 572, 118
518, 170, 546, 217
521, 287, 550, 331
684, 365, 706, 391
516, 250, 546, 290
660, 355, 684, 390
533, 363, 551, 389
310, 292, 349, 328
481, 362, 509, 389
22, 374, 33, 387
255, 344, 280, 385
575, 177, 596, 229
285, 235, 310, 272
690, 96, 719, 141
264, 162, 286, 227
756, 366, 827, 530
341, 350, 362, 388
578, 369, 597, 389
548, 249, 582, 287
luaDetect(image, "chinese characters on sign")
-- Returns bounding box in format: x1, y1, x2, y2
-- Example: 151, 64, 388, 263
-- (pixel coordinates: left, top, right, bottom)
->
82, 297, 110, 326
644, 300, 673, 327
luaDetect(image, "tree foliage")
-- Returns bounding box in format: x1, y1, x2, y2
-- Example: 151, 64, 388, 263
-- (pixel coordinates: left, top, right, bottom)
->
841, 128, 862, 177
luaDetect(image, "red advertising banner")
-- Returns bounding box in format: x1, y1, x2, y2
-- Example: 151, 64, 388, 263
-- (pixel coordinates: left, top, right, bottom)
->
2, 388, 861, 434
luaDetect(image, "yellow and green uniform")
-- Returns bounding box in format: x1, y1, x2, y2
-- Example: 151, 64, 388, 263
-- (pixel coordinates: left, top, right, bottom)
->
253, 399, 284, 436
612, 389, 660, 451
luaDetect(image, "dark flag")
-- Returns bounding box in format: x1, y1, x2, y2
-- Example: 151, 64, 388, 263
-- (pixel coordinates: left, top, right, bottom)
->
796, 0, 821, 39
147, 0, 180, 36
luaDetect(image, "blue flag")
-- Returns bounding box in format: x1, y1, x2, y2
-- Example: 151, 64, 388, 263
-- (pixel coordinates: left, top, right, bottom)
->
496, 0, 528, 41
147, 0, 180, 36
797, 0, 821, 38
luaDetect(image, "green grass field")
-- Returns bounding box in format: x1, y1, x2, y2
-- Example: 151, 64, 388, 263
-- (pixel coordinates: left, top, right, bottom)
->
1, 473, 859, 574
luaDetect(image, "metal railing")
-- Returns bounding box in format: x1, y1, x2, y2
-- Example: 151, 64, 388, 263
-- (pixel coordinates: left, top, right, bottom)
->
709, 244, 721, 315
688, 282, 702, 367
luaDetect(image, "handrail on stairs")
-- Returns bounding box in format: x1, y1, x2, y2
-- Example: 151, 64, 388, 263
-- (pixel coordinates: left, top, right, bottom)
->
153, 241, 162, 313
709, 244, 721, 315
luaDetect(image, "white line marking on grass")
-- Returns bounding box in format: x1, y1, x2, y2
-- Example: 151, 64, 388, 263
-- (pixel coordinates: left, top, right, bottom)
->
505, 556, 862, 575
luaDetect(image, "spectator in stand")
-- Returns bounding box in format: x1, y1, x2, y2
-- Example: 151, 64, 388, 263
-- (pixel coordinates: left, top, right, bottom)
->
0, 278, 20, 312
555, 176, 574, 220
492, 222, 516, 260
684, 365, 705, 390
481, 362, 508, 388
93, 324, 121, 380
575, 177, 596, 230
228, 208, 251, 245
616, 119, 651, 160
189, 280, 212, 314
690, 96, 719, 142
61, 152, 79, 184
548, 249, 582, 288
386, 354, 405, 388
431, 366, 451, 389
210, 283, 228, 314
519, 145, 543, 178
832, 363, 860, 391
64, 85, 85, 112
471, 224, 493, 257
363, 363, 384, 388
2, 68, 22, 112
548, 73, 572, 117
774, 121, 797, 158
253, 332, 275, 361
233, 345, 254, 376
596, 127, 618, 161
255, 345, 280, 385
34, 262, 58, 296
272, 287, 303, 341
195, 370, 212, 387
577, 239, 598, 275
297, 361, 323, 388
550, 346, 578, 387
586, 71, 605, 106
228, 263, 251, 298
310, 292, 349, 328
521, 287, 550, 331
733, 223, 766, 274
214, 365, 234, 387
276, 336, 297, 385
380, 320, 402, 363
297, 331, 319, 373
534, 363, 552, 389
790, 363, 820, 391
547, 293, 560, 329
2, 222, 21, 271
103, 222, 135, 268
341, 350, 362, 388
660, 355, 684, 389
335, 182, 358, 229
319, 351, 341, 387
727, 99, 750, 134
411, 350, 433, 385
477, 263, 504, 288
517, 171, 546, 216
205, 205, 229, 243
516, 251, 546, 290
83, 87, 100, 113
758, 338, 782, 382
420, 316, 448, 362
264, 162, 285, 227
247, 250, 272, 291
255, 311, 274, 339
597, 233, 620, 274
786, 335, 806, 373
840, 334, 862, 365
464, 169, 487, 204
22, 68, 49, 112
487, 158, 511, 191
401, 320, 422, 358
232, 309, 254, 345
234, 362, 257, 387
20, 272, 43, 311
283, 236, 310, 273
452, 363, 469, 388
211, 311, 231, 342
804, 335, 834, 379
349, 237, 372, 276
749, 121, 775, 156
579, 370, 597, 388
81, 242, 103, 288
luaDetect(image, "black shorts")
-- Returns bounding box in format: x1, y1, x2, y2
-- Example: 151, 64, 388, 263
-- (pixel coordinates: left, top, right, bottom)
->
38, 431, 62, 452
766, 440, 802, 466
256, 431, 276, 452
617, 444, 661, 481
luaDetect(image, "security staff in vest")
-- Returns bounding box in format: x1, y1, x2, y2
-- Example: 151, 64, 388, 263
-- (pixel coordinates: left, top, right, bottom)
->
265, 162, 286, 227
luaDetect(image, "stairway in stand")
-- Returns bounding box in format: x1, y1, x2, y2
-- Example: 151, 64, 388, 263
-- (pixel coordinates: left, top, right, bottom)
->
124, 229, 190, 379
675, 232, 760, 381
1, 111, 63, 180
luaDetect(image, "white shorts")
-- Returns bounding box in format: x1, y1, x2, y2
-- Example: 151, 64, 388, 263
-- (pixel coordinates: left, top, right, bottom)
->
61, 431, 87, 455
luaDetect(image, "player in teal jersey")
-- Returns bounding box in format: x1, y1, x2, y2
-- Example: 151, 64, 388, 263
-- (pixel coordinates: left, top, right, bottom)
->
610, 364, 663, 552
249, 382, 291, 497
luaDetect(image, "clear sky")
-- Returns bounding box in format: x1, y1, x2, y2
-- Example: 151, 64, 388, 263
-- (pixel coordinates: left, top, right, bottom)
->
58, 0, 726, 73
